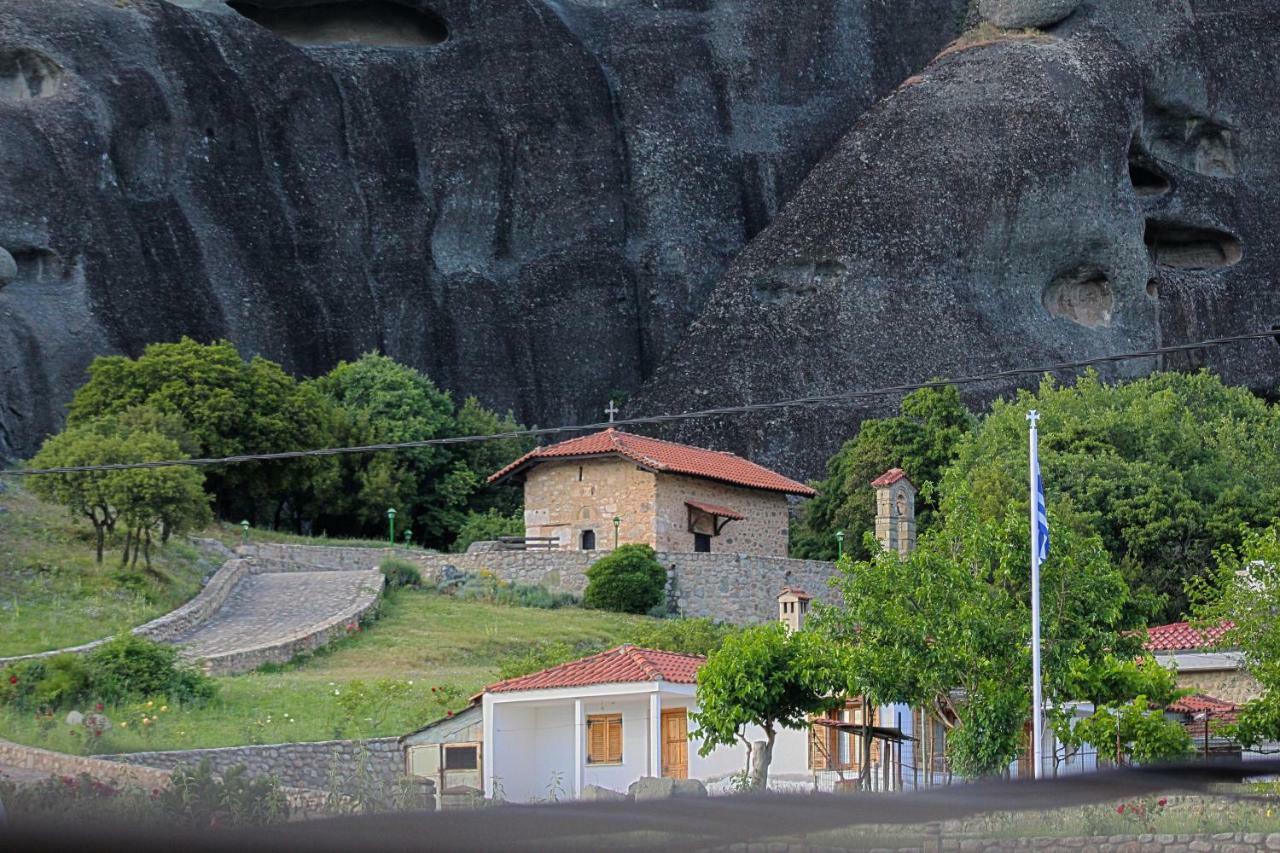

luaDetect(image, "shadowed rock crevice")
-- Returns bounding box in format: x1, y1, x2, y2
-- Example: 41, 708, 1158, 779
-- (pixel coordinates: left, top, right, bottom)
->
1144, 220, 1242, 270
1129, 141, 1171, 197
226, 0, 448, 47
1143, 99, 1239, 178
0, 48, 62, 102
751, 259, 847, 305
1043, 267, 1114, 328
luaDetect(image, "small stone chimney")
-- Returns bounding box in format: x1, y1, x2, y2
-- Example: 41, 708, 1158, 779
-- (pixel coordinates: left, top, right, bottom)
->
777, 587, 812, 633
872, 468, 916, 557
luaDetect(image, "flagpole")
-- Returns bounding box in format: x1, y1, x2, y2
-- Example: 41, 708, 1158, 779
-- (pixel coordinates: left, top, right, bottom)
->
1028, 410, 1044, 780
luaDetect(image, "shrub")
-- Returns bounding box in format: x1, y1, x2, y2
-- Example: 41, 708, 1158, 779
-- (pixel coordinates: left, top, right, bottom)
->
451, 509, 523, 553
0, 659, 48, 709
380, 557, 422, 590
159, 760, 289, 827
85, 635, 186, 704
625, 617, 733, 656
583, 544, 666, 614
32, 654, 93, 710
441, 570, 577, 609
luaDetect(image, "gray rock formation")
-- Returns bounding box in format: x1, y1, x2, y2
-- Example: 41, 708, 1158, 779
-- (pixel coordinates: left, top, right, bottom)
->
627, 775, 707, 800
579, 783, 627, 802
0, 0, 964, 459
632, 0, 1280, 476
979, 0, 1079, 29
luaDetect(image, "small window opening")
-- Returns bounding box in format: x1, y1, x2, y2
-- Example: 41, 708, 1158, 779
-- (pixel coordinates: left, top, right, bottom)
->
578, 465, 583, 482
581, 529, 596, 550
444, 745, 478, 770
694, 532, 711, 553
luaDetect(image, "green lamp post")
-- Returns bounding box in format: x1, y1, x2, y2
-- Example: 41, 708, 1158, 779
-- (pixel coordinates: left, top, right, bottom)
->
613, 515, 621, 549
834, 530, 845, 559
386, 508, 397, 546
403, 528, 412, 550
240, 520, 251, 545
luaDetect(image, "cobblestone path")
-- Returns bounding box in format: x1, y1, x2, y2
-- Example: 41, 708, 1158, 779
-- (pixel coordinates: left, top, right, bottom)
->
170, 571, 381, 658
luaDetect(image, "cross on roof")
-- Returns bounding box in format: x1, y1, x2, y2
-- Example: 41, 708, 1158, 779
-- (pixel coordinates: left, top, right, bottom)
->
605, 400, 619, 423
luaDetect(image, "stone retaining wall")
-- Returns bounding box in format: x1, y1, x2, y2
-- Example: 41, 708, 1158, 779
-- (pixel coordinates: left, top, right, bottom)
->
0, 737, 173, 789
238, 542, 397, 572
102, 736, 404, 792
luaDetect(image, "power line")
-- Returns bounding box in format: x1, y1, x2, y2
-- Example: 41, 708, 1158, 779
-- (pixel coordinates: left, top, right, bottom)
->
3, 329, 1275, 477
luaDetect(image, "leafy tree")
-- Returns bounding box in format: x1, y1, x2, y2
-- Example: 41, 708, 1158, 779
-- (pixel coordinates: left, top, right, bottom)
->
791, 386, 975, 561
583, 544, 666, 614
812, 490, 1154, 778
452, 509, 524, 553
27, 409, 210, 565
692, 623, 847, 790
945, 370, 1280, 623
1064, 698, 1192, 766
1189, 522, 1280, 746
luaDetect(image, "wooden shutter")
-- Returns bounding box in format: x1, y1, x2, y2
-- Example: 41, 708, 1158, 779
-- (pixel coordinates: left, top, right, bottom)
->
809, 716, 831, 770
587, 714, 623, 764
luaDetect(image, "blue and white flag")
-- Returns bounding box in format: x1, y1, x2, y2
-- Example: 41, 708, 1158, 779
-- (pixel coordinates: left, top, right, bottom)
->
1032, 442, 1050, 565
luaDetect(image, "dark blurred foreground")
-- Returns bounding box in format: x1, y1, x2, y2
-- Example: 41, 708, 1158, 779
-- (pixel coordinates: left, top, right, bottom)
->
3, 760, 1279, 853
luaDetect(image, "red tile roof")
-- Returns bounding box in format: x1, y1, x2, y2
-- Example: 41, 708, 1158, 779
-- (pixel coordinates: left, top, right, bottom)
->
685, 499, 745, 521
871, 468, 911, 488
777, 586, 813, 600
488, 428, 816, 496
482, 646, 706, 695
1168, 694, 1239, 715
1144, 621, 1235, 652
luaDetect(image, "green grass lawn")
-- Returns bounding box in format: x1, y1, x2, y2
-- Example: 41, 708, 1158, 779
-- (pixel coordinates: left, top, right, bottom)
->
0, 484, 214, 656
0, 591, 651, 754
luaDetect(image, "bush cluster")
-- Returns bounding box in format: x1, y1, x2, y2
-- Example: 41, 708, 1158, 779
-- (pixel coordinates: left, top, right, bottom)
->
0, 635, 216, 712
379, 557, 422, 590
437, 570, 577, 609
583, 544, 667, 614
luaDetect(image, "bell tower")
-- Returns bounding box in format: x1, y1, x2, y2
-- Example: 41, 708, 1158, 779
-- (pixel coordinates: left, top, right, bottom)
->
872, 468, 916, 557
777, 587, 812, 633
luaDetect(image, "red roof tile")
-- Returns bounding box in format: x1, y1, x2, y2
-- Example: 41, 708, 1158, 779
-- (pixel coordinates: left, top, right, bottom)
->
871, 468, 911, 488
488, 428, 816, 496
686, 500, 745, 521
1144, 621, 1234, 652
482, 646, 706, 695
777, 586, 813, 600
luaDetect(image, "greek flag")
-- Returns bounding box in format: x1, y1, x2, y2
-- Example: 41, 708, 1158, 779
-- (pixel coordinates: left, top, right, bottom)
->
1032, 440, 1050, 565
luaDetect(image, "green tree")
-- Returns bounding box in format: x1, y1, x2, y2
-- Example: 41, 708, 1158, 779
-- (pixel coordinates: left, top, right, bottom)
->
945, 370, 1280, 622
812, 491, 1154, 778
791, 386, 975, 561
692, 623, 847, 790
1190, 522, 1280, 746
27, 409, 210, 566
452, 509, 524, 553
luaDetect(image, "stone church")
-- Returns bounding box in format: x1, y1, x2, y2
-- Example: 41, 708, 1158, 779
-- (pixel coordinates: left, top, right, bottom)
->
488, 428, 815, 556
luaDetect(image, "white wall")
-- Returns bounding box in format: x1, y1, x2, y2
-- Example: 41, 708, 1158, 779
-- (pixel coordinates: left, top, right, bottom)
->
491, 704, 538, 802
581, 697, 653, 794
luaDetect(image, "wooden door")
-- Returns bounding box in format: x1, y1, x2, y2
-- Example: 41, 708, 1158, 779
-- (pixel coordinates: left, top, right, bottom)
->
661, 708, 689, 779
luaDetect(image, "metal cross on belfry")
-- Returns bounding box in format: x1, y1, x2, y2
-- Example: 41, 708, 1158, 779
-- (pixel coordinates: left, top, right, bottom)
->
605, 401, 619, 423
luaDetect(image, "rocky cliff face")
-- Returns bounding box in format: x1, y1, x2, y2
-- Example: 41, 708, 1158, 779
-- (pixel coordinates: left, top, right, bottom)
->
0, 0, 963, 459
632, 0, 1280, 475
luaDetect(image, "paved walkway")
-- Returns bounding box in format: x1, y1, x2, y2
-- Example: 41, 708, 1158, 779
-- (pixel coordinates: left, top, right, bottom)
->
169, 570, 381, 658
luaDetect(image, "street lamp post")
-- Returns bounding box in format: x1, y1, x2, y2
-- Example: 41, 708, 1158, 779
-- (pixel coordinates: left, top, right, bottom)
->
240, 520, 251, 545
834, 530, 845, 559
613, 516, 621, 549
403, 528, 412, 550
387, 508, 397, 546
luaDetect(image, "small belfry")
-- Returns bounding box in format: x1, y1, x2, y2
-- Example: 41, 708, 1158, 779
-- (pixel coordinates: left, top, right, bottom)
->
776, 587, 812, 633
871, 468, 916, 557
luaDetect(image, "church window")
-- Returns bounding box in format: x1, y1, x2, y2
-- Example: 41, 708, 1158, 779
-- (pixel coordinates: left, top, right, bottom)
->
694, 532, 711, 553
581, 529, 596, 550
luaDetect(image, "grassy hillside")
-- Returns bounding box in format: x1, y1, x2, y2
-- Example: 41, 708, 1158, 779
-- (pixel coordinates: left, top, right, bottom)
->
0, 483, 214, 656
0, 591, 649, 753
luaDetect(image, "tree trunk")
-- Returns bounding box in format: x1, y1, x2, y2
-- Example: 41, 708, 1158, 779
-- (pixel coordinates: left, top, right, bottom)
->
143, 528, 153, 572
749, 727, 776, 791
860, 696, 875, 790
94, 522, 105, 564
121, 528, 133, 568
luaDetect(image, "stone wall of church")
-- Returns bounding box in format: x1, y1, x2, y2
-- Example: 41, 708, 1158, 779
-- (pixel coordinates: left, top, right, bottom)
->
1174, 669, 1263, 705
522, 458, 658, 551
653, 474, 791, 557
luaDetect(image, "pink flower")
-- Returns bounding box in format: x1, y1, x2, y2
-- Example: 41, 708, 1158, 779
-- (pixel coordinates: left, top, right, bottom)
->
446, 710, 454, 717
7, 675, 16, 685
1158, 797, 1167, 807
1117, 805, 1125, 814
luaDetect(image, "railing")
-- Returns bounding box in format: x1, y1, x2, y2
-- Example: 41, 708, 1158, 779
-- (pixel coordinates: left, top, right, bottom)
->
496, 536, 560, 551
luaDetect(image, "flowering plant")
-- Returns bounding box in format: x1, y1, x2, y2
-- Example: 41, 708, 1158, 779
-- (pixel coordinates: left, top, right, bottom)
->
1115, 796, 1169, 833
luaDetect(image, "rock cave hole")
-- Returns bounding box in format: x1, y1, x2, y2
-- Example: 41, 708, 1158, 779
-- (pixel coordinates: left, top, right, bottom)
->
751, 258, 847, 305
11, 248, 60, 282
226, 1, 448, 48
1145, 278, 1159, 298
1043, 267, 1114, 329
1129, 159, 1170, 197
0, 48, 63, 102
1144, 220, 1242, 271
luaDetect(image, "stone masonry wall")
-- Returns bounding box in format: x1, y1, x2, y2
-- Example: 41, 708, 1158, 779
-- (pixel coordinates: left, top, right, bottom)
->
1175, 669, 1264, 705
0, 738, 173, 789
523, 457, 658, 550
102, 736, 404, 792
654, 473, 791, 557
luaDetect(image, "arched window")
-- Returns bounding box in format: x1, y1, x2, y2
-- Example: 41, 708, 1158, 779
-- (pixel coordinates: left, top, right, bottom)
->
581, 529, 596, 551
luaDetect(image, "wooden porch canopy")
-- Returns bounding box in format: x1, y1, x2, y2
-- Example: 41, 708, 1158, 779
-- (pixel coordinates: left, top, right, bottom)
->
811, 719, 917, 744
685, 500, 745, 535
